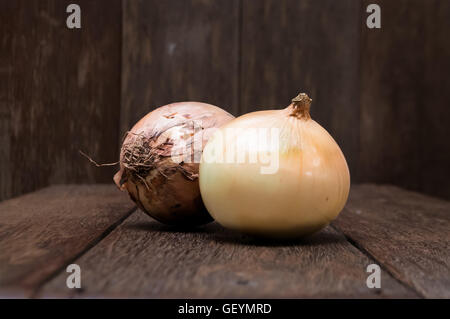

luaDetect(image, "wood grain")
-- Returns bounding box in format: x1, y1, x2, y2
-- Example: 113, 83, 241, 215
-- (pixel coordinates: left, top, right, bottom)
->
0, 0, 122, 201
333, 184, 450, 298
359, 0, 423, 191
420, 1, 450, 199
0, 111, 11, 201
40, 210, 414, 298
0, 0, 13, 201
120, 0, 240, 138
0, 185, 135, 296
240, 0, 361, 181
358, 0, 450, 199
2, 0, 449, 202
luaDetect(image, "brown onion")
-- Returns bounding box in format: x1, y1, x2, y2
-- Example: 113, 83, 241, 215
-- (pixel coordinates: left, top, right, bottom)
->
114, 102, 234, 225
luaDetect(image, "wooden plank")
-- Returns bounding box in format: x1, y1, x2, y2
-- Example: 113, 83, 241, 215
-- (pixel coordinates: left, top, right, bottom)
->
120, 0, 240, 138
359, 0, 423, 190
358, 0, 450, 200
0, 185, 135, 296
40, 210, 414, 298
0, 0, 122, 200
0, 111, 11, 202
240, 0, 361, 181
420, 1, 450, 199
332, 184, 450, 298
0, 0, 13, 202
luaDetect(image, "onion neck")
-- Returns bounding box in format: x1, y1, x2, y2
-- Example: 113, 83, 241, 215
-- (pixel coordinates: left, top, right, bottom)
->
289, 93, 312, 120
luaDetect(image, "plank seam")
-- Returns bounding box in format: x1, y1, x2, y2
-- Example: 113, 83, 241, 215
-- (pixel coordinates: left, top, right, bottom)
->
330, 224, 424, 299
31, 206, 137, 298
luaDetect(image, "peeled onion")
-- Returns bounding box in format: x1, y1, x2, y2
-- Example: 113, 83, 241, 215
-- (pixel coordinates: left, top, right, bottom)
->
199, 93, 350, 237
114, 102, 234, 225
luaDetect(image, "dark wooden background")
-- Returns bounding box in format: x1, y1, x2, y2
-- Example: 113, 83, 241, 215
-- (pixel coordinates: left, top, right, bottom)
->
1, 0, 450, 202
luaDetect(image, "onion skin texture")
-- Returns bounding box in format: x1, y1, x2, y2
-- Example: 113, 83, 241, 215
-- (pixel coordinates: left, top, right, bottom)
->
114, 102, 234, 226
199, 94, 350, 238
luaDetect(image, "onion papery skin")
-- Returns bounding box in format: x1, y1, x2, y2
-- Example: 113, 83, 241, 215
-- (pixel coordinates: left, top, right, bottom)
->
114, 102, 234, 226
199, 95, 350, 238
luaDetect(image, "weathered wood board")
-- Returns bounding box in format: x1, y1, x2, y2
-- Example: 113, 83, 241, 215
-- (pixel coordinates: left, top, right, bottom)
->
120, 0, 240, 138
2, 184, 447, 298
333, 184, 450, 298
2, 0, 450, 202
0, 185, 135, 296
39, 210, 414, 298
358, 0, 450, 199
0, 0, 122, 202
240, 0, 361, 181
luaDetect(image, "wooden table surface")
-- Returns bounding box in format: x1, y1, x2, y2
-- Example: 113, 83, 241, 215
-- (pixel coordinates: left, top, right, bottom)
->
0, 184, 448, 298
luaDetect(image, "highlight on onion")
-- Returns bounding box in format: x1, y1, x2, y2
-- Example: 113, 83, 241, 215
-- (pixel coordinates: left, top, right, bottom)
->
199, 93, 350, 238
114, 102, 234, 226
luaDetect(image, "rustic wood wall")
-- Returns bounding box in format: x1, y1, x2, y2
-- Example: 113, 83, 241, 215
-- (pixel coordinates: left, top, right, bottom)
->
120, 0, 240, 138
240, 0, 361, 181
0, 0, 122, 201
120, 0, 450, 199
359, 0, 450, 199
1, 0, 449, 201
421, 1, 450, 199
